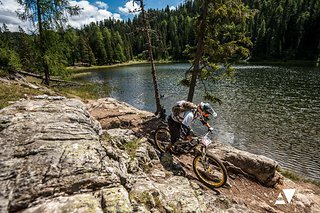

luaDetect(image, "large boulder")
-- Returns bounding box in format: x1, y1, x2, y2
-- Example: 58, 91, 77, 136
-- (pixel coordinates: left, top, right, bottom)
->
209, 143, 282, 187
86, 98, 154, 128
86, 98, 160, 133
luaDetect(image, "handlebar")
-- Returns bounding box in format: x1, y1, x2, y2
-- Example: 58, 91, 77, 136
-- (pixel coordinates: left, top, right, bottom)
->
181, 130, 213, 141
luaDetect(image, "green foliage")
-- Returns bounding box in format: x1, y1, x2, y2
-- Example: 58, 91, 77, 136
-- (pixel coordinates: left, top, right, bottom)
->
248, 0, 320, 60
16, 0, 80, 84
63, 27, 79, 66
88, 24, 107, 65
278, 167, 302, 181
278, 167, 320, 186
185, 0, 253, 101
16, 0, 80, 29
203, 92, 222, 105
56, 83, 111, 100
16, 27, 39, 72
203, 0, 253, 63
0, 0, 318, 78
0, 69, 8, 77
124, 139, 141, 160
0, 48, 22, 71
103, 28, 113, 63
43, 30, 69, 76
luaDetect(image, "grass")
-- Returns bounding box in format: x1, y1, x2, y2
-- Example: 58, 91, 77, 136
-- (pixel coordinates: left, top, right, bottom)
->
0, 69, 8, 77
124, 139, 141, 160
66, 59, 188, 72
54, 83, 110, 100
67, 60, 148, 72
25, 75, 110, 101
0, 83, 44, 109
278, 167, 320, 186
0, 72, 110, 109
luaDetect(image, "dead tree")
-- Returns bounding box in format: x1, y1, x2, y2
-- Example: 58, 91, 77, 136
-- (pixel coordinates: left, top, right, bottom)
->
132, 0, 165, 118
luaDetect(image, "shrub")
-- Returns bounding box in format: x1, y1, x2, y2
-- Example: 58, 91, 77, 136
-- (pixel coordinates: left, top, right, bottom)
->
0, 48, 21, 72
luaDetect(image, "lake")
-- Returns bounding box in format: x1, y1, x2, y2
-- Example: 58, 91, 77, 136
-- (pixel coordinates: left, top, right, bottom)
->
74, 63, 320, 180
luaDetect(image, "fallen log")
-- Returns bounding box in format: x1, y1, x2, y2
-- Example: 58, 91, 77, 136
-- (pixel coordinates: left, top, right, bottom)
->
16, 70, 83, 86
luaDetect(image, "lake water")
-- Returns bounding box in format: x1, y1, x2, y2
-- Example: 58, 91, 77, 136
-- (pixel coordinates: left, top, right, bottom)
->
75, 63, 320, 180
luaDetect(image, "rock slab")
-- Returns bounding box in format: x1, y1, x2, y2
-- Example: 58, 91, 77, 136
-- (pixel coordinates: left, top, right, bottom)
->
0, 98, 123, 212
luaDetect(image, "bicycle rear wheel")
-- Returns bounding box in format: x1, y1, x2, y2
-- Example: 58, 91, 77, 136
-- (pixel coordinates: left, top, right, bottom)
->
154, 127, 171, 153
193, 154, 227, 188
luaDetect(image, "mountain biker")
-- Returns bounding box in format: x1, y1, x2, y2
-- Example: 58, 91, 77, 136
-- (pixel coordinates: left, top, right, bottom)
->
166, 101, 217, 152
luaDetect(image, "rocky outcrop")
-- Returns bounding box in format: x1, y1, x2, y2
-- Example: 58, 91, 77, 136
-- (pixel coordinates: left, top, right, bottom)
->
0, 97, 119, 212
86, 98, 157, 131
0, 97, 247, 212
0, 96, 319, 213
209, 143, 282, 187
87, 98, 282, 187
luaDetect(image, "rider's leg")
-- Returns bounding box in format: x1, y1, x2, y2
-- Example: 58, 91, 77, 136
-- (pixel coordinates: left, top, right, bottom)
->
167, 115, 181, 152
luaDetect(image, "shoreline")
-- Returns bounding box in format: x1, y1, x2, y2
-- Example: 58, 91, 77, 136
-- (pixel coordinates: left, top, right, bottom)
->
67, 60, 188, 72
0, 76, 319, 185
67, 59, 319, 73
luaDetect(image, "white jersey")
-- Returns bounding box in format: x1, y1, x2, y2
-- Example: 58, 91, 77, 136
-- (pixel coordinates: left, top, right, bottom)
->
172, 110, 196, 127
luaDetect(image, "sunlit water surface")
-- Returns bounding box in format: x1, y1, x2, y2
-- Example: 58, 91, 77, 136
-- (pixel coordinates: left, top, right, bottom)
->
75, 63, 320, 180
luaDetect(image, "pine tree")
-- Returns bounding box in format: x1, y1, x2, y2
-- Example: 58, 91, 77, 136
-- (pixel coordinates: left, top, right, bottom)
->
186, 0, 252, 102
16, 0, 80, 85
63, 28, 79, 66
103, 28, 113, 64
132, 0, 164, 117
89, 24, 107, 65
79, 34, 95, 65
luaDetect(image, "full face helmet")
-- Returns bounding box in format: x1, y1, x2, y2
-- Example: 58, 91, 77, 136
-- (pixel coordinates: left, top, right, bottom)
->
198, 102, 214, 121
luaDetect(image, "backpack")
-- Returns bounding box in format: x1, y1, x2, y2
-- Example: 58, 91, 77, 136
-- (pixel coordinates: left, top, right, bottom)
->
172, 100, 197, 118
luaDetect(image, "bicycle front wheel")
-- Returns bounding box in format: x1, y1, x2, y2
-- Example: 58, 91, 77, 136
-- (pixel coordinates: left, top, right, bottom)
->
154, 127, 171, 153
193, 154, 228, 188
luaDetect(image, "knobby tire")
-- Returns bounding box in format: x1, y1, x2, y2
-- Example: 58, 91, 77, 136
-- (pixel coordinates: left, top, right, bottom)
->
193, 154, 227, 188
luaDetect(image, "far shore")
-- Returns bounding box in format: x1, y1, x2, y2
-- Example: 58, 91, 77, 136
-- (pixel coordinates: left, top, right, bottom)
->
67, 60, 187, 72
67, 59, 319, 74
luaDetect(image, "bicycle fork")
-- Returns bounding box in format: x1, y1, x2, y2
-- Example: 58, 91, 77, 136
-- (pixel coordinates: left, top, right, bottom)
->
201, 146, 210, 171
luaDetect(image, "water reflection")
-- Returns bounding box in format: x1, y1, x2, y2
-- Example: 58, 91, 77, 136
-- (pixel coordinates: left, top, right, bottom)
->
75, 63, 320, 180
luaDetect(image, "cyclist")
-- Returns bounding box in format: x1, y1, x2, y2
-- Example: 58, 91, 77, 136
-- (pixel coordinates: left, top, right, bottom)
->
166, 101, 217, 152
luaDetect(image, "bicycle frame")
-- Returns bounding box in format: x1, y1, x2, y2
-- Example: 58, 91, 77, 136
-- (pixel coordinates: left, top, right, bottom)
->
173, 132, 212, 156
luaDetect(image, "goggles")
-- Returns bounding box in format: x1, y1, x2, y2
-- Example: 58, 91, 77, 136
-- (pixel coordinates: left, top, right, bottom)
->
201, 112, 210, 117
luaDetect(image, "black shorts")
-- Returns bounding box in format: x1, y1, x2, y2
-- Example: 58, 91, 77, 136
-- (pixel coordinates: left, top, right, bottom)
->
168, 115, 181, 144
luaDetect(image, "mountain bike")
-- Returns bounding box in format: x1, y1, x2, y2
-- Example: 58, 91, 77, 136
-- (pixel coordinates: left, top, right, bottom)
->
153, 126, 228, 188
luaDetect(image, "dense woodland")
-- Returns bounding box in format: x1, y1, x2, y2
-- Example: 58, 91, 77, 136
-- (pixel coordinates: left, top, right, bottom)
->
0, 0, 320, 75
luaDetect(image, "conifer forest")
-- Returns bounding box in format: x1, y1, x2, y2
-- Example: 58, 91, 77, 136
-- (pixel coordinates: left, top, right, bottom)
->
0, 0, 319, 75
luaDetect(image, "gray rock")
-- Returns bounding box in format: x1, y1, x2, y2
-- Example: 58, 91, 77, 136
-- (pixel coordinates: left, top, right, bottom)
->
101, 186, 133, 213
209, 143, 282, 187
1, 97, 317, 213
20, 193, 103, 213
32, 94, 65, 100
105, 129, 137, 145
86, 98, 155, 130
130, 176, 208, 213
0, 99, 122, 212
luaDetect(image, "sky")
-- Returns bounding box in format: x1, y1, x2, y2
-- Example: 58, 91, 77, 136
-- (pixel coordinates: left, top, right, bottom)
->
0, 0, 183, 32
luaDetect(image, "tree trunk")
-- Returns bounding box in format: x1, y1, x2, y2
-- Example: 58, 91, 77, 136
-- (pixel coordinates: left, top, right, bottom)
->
316, 21, 320, 67
36, 0, 50, 85
187, 0, 209, 102
140, 0, 163, 116
316, 38, 320, 67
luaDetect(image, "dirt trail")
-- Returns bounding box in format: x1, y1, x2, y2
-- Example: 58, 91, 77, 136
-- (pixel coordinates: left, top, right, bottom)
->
170, 153, 320, 213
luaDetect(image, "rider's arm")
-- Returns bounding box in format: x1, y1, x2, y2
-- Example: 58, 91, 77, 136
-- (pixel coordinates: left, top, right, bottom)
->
200, 110, 217, 131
